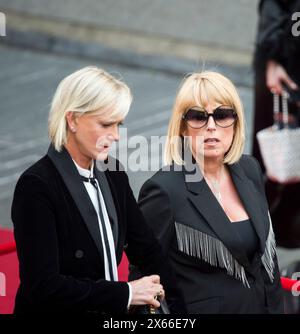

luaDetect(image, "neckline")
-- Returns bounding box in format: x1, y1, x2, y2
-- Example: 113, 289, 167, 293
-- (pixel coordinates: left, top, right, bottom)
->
72, 159, 94, 178
202, 169, 250, 225
230, 218, 250, 224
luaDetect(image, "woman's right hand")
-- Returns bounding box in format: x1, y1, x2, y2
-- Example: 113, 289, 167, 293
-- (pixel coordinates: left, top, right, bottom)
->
128, 275, 165, 308
266, 60, 298, 95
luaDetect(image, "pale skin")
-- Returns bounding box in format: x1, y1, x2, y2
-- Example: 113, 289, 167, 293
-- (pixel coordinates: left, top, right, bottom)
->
65, 111, 164, 308
266, 60, 298, 95
184, 102, 249, 223
266, 60, 299, 122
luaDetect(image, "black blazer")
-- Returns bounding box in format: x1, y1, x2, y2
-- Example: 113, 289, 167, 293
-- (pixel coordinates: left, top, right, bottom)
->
135, 155, 284, 314
11, 145, 185, 314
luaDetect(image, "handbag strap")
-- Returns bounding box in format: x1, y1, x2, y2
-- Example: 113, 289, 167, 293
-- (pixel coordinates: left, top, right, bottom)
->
273, 92, 280, 129
273, 90, 289, 129
282, 90, 289, 129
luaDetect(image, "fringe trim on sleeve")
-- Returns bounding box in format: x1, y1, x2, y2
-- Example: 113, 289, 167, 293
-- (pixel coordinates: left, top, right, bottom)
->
174, 222, 250, 288
261, 212, 276, 283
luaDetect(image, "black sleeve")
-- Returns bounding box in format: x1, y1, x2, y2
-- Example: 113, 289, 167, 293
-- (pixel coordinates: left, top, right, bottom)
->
12, 174, 129, 313
262, 254, 284, 313
249, 157, 284, 313
256, 0, 290, 64
124, 175, 186, 314
138, 178, 175, 255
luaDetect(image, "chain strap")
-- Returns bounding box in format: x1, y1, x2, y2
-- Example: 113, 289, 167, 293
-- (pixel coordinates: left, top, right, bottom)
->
272, 90, 290, 129
273, 92, 280, 115
282, 90, 289, 129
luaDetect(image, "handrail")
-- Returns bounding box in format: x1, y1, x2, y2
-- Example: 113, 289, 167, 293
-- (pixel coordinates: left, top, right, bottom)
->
281, 276, 299, 292
0, 241, 16, 255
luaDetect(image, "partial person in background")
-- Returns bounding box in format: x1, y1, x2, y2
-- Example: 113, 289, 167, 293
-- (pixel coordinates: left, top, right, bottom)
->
11, 66, 185, 314
253, 0, 300, 247
130, 71, 284, 314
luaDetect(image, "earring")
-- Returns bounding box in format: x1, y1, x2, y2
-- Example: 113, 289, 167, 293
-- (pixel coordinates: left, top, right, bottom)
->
71, 127, 76, 133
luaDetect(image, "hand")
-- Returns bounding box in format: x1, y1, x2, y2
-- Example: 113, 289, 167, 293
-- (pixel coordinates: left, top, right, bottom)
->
266, 60, 298, 95
128, 275, 165, 308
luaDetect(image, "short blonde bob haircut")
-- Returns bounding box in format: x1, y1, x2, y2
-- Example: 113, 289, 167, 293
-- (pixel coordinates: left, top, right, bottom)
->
49, 66, 132, 151
164, 71, 245, 165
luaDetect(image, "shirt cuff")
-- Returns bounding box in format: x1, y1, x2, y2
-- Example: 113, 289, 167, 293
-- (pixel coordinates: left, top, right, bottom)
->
127, 282, 132, 309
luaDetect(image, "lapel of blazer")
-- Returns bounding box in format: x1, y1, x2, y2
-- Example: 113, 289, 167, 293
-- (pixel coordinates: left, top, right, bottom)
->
47, 144, 104, 259
229, 161, 268, 253
183, 163, 251, 269
94, 161, 119, 248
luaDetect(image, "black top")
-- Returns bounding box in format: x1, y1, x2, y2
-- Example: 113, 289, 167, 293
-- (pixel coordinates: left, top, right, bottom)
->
231, 219, 260, 261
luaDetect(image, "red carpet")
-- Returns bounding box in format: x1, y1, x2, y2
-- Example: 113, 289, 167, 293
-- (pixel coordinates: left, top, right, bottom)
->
0, 228, 19, 314
0, 228, 129, 314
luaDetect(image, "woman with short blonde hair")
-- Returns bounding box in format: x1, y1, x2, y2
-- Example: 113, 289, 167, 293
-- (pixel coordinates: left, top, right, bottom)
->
131, 71, 283, 314
164, 71, 245, 166
12, 66, 185, 314
48, 66, 132, 152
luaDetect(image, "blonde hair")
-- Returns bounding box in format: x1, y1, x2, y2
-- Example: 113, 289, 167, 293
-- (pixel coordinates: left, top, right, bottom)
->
164, 71, 245, 165
48, 66, 132, 151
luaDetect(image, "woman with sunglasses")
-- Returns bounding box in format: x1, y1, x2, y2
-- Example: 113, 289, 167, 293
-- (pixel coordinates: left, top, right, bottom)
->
130, 71, 283, 314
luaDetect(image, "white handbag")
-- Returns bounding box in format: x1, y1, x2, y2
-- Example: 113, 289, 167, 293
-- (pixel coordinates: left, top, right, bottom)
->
256, 91, 300, 184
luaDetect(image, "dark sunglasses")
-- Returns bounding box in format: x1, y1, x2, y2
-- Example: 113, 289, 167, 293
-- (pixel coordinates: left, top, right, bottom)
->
182, 106, 237, 129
